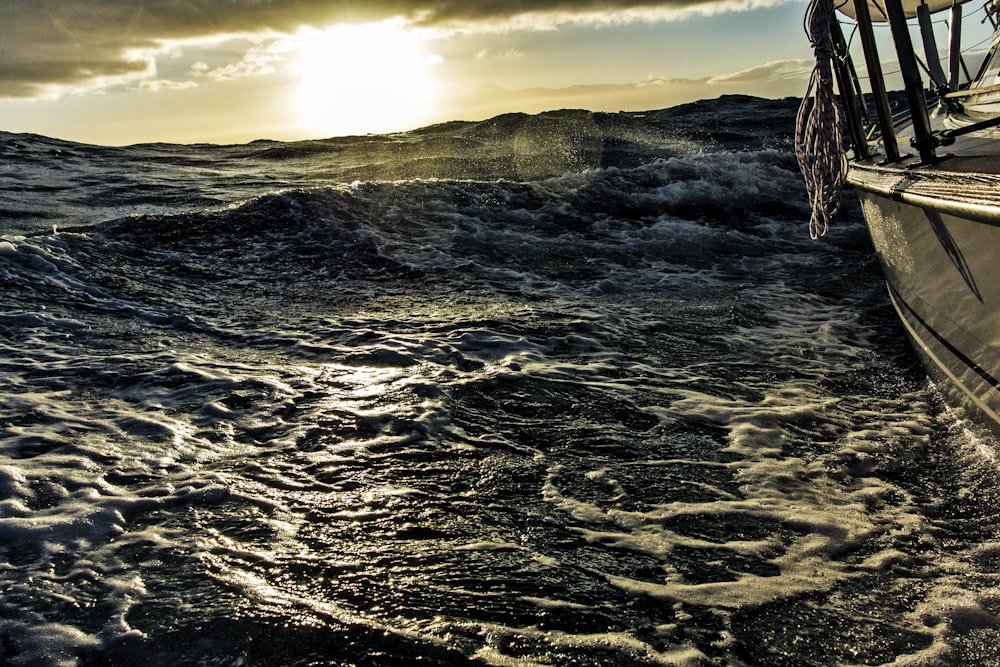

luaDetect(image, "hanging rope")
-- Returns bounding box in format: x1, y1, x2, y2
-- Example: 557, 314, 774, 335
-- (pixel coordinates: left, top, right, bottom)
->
795, 0, 849, 239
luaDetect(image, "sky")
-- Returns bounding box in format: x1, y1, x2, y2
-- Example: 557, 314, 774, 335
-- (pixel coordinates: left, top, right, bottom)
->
0, 0, 986, 145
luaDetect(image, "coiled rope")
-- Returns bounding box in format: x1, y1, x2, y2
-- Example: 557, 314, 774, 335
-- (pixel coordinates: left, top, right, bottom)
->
795, 0, 848, 239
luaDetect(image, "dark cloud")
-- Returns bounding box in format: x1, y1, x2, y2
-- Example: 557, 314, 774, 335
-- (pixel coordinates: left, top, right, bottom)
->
403, 0, 707, 24
2, 1, 376, 95
1, 0, 728, 97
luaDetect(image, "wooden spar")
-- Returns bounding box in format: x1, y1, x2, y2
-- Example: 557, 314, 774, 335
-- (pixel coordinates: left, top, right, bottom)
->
852, 0, 901, 161
917, 1, 948, 87
949, 2, 964, 90
884, 0, 937, 162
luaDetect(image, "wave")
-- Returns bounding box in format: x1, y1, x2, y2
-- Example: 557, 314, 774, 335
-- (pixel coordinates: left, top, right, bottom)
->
1, 96, 802, 236
6, 96, 996, 667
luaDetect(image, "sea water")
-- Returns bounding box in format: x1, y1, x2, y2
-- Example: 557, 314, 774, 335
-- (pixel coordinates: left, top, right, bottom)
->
1, 96, 999, 666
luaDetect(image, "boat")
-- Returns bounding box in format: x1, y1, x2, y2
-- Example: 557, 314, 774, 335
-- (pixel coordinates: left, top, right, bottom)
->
796, 0, 1000, 432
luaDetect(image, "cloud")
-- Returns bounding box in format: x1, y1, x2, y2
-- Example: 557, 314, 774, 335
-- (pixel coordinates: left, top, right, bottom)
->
187, 40, 293, 81
475, 49, 527, 60
135, 79, 200, 92
708, 59, 813, 84
1, 0, 796, 97
409, 0, 794, 28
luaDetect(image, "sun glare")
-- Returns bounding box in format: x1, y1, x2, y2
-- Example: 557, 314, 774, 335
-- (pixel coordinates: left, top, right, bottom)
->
295, 21, 438, 138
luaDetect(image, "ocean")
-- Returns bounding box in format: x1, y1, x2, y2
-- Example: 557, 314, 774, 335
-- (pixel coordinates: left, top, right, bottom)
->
1, 95, 999, 666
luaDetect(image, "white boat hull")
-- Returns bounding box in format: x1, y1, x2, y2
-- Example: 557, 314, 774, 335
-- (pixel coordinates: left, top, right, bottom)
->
800, 0, 1000, 434
854, 181, 1000, 430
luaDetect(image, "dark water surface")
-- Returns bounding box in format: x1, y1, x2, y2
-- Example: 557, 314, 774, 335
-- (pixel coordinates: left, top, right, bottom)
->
2, 96, 999, 666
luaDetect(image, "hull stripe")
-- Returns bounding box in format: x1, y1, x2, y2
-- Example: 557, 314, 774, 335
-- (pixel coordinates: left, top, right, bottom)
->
886, 280, 1000, 393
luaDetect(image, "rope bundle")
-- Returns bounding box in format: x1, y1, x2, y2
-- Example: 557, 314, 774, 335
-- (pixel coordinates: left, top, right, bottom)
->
795, 0, 848, 239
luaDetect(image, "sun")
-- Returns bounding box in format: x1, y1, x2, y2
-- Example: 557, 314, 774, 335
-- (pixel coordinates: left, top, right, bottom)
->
294, 21, 438, 138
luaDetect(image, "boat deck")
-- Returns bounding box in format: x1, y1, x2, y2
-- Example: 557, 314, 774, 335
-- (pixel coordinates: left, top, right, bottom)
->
872, 110, 1000, 175
935, 153, 1000, 173
849, 137, 1000, 225
936, 126, 1000, 172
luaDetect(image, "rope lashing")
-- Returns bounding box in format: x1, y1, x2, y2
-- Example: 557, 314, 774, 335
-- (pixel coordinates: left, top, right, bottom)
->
795, 0, 849, 239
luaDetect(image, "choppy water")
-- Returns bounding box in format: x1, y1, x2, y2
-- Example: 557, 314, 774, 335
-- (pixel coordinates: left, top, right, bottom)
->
2, 96, 999, 666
